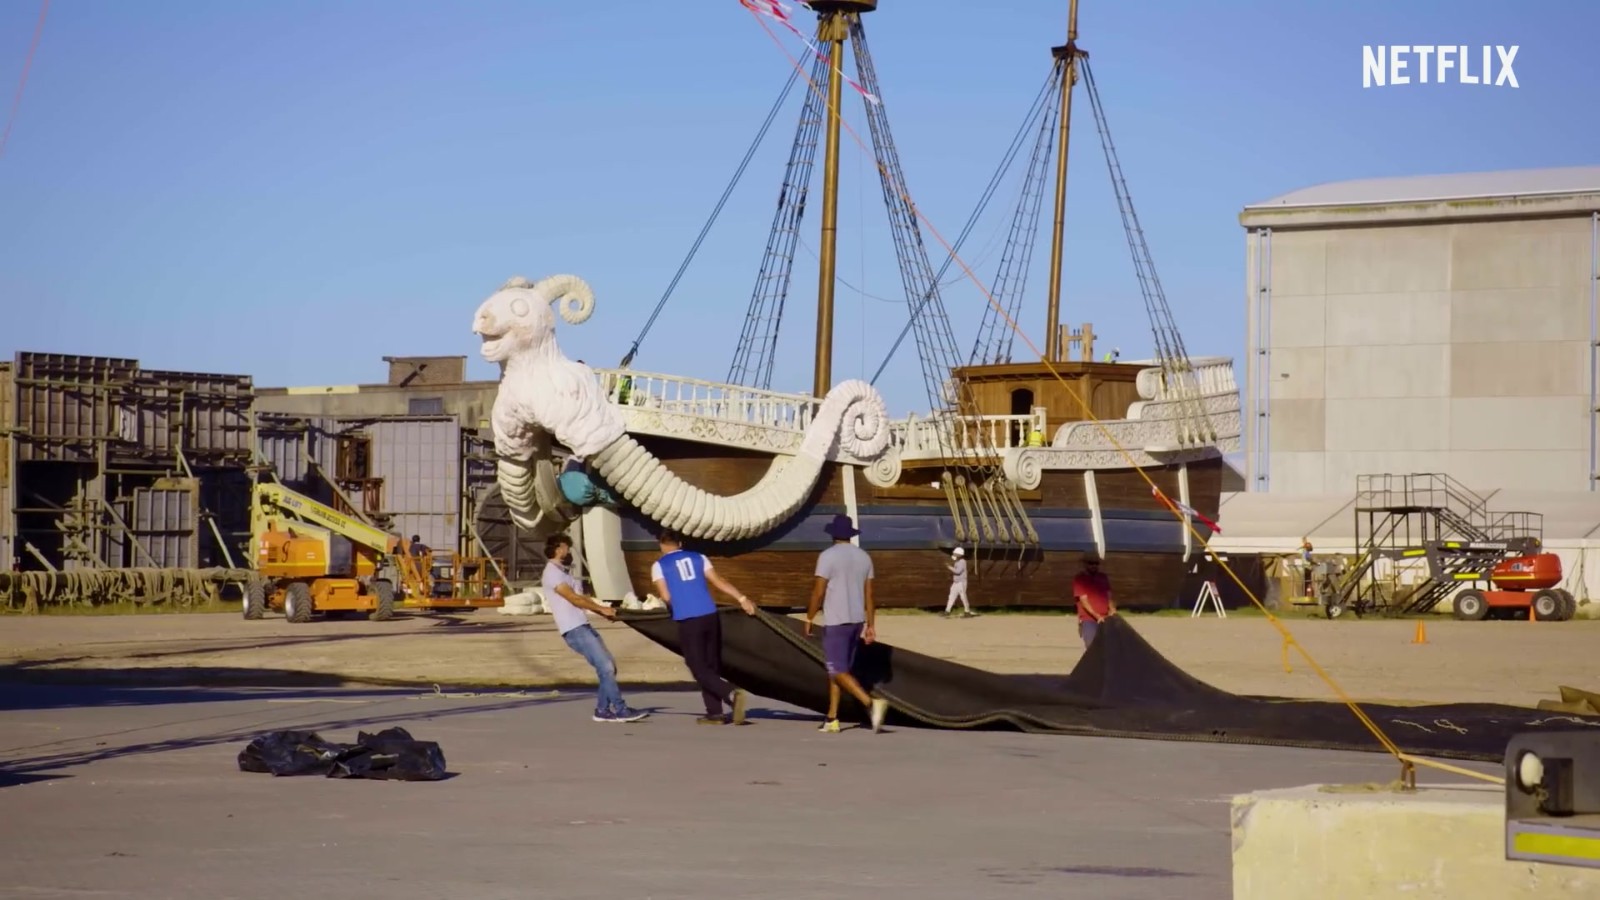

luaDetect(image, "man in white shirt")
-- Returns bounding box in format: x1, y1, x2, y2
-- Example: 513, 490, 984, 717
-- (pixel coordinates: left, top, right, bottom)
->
943, 547, 971, 617
541, 533, 648, 723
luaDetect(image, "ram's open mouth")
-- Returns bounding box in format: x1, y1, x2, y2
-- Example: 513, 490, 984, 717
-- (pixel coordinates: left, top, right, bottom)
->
477, 330, 507, 357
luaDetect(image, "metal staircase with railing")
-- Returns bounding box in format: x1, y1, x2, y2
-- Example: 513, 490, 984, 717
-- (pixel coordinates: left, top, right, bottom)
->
1324, 473, 1544, 618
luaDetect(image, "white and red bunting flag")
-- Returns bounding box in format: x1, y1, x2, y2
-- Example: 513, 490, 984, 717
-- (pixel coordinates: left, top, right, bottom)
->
1152, 485, 1223, 534
739, 0, 881, 105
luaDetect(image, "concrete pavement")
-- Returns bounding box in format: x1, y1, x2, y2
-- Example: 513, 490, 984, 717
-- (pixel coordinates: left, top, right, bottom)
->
0, 681, 1495, 899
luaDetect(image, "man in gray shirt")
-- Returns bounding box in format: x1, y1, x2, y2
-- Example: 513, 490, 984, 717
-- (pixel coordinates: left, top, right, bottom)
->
805, 514, 889, 734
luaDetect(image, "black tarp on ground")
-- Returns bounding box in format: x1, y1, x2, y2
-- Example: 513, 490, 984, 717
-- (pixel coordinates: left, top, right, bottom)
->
621, 608, 1599, 763
238, 726, 448, 780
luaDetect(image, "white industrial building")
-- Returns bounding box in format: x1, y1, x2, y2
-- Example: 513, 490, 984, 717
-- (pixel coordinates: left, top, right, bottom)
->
1212, 165, 1600, 607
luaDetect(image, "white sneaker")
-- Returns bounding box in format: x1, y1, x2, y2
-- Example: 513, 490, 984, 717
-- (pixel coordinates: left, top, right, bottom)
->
869, 697, 889, 733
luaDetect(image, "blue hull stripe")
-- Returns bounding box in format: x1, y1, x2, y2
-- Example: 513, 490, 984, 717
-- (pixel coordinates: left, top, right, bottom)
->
618, 506, 1213, 554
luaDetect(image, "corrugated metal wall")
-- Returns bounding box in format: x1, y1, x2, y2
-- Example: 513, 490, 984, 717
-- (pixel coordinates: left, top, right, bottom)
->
1, 361, 12, 566
199, 470, 252, 567
255, 414, 338, 504
137, 370, 254, 459
13, 352, 138, 463
130, 486, 198, 569
3, 352, 254, 573
255, 414, 465, 553
461, 430, 544, 583
9, 353, 253, 466
356, 418, 460, 552
104, 497, 131, 567
473, 483, 547, 584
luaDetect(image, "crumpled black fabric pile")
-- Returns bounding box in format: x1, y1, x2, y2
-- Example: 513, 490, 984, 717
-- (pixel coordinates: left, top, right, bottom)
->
238, 726, 447, 780
621, 608, 1600, 763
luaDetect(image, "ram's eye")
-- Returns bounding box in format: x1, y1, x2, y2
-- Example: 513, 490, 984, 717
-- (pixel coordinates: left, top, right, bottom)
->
510, 297, 530, 317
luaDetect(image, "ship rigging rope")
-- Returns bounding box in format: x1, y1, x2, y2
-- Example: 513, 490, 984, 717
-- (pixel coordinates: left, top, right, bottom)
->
742, 5, 1435, 779
618, 64, 804, 370
867, 65, 1060, 387
0, 0, 50, 162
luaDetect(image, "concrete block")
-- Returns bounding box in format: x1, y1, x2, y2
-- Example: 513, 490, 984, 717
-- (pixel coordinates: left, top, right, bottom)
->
1495, 495, 1600, 537
1325, 345, 1450, 399
1267, 233, 1328, 297
1263, 451, 1326, 494
1325, 399, 1449, 452
1265, 347, 1326, 399
1445, 450, 1589, 493
1450, 285, 1590, 344
1451, 227, 1591, 290
1450, 341, 1589, 397
1267, 399, 1326, 451
1325, 291, 1451, 347
1268, 293, 1327, 349
1232, 784, 1600, 899
1448, 397, 1589, 451
1322, 450, 1444, 492
1326, 230, 1451, 294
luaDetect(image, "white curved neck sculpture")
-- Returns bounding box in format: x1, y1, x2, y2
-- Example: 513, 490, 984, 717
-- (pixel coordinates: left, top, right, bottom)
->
475, 273, 894, 542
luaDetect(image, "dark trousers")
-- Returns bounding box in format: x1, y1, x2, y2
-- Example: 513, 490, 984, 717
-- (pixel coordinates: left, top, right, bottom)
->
679, 612, 735, 717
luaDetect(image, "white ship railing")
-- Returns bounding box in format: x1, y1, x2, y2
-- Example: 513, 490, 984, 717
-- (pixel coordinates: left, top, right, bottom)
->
1129, 356, 1239, 402
592, 362, 1238, 466
892, 407, 1047, 459
595, 369, 818, 432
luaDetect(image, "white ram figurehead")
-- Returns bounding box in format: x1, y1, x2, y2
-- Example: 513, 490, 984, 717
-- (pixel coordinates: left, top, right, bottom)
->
478, 268, 902, 544
480, 272, 625, 462
472, 274, 596, 364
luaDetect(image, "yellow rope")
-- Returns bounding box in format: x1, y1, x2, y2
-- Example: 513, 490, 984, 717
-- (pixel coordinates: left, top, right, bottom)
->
747, 10, 1408, 763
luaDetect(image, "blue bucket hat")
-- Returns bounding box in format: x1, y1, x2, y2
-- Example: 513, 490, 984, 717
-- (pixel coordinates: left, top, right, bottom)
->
823, 514, 860, 540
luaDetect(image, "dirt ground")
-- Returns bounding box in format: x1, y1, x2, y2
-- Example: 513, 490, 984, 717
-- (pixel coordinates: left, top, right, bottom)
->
3, 608, 1596, 709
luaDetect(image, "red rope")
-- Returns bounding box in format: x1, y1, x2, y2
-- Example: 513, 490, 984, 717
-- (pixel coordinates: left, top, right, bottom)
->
0, 0, 51, 162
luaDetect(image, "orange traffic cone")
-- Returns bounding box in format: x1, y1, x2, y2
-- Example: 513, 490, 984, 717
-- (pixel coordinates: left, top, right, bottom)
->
1412, 620, 1428, 644
1529, 604, 1537, 623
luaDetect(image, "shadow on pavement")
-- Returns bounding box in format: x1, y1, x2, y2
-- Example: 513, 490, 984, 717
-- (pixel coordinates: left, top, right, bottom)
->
0, 670, 403, 711
0, 683, 578, 787
6, 613, 525, 672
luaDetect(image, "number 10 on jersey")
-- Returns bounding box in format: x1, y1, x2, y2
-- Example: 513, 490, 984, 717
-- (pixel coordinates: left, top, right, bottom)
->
675, 557, 696, 581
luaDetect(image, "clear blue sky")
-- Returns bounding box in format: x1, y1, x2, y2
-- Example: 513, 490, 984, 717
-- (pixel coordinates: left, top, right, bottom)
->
2, 0, 1596, 416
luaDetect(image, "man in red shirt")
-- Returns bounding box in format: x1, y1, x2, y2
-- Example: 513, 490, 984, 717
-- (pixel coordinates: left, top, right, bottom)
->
1072, 552, 1115, 647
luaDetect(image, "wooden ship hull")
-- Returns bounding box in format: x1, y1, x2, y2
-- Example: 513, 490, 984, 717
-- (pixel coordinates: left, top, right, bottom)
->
595, 351, 1239, 611
613, 436, 1224, 610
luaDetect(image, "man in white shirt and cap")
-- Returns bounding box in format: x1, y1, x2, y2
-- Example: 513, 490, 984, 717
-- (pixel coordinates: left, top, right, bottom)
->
943, 547, 971, 618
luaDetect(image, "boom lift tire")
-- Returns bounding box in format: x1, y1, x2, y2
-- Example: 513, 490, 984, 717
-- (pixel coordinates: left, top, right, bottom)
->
1555, 588, 1577, 622
1532, 589, 1565, 622
284, 582, 314, 624
242, 579, 266, 620
1452, 589, 1488, 621
371, 580, 396, 622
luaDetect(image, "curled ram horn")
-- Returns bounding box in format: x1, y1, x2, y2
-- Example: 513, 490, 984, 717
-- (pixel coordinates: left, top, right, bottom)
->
535, 274, 595, 325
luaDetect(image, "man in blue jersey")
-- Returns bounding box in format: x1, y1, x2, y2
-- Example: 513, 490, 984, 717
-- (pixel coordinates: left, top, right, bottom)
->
651, 530, 758, 725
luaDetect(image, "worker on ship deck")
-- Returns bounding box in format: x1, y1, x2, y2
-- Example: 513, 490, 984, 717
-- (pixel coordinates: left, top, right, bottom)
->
1300, 537, 1315, 600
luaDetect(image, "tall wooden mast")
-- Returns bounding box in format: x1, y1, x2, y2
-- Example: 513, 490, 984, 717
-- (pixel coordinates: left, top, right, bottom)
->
808, 1, 875, 398
1043, 0, 1083, 362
